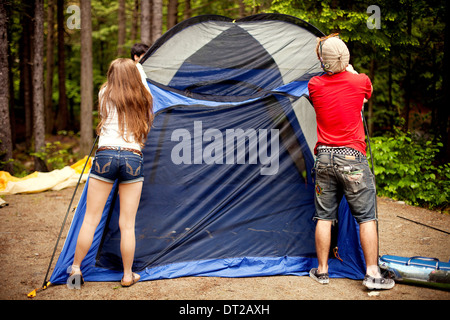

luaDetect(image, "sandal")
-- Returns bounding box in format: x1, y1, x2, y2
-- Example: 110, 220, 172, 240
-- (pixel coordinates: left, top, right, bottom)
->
362, 274, 395, 290
121, 272, 140, 287
68, 266, 84, 286
309, 268, 329, 284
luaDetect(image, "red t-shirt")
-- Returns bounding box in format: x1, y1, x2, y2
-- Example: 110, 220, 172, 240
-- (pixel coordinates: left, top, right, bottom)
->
308, 71, 372, 155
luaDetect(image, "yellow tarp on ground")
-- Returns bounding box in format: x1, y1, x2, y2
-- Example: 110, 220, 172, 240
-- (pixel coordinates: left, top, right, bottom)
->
0, 156, 92, 195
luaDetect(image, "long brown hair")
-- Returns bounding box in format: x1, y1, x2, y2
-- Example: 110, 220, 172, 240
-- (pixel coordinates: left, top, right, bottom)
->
97, 58, 154, 147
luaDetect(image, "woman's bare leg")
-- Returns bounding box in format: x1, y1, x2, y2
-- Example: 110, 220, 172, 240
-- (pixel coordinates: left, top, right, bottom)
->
72, 178, 114, 268
118, 181, 143, 283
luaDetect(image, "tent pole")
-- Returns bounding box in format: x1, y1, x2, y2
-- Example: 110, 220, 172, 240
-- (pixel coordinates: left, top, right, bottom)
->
41, 135, 99, 288
362, 110, 380, 264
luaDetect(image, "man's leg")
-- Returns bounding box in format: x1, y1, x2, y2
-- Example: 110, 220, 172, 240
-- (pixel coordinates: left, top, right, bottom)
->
310, 152, 338, 284
310, 219, 333, 284
360, 219, 395, 289
359, 220, 380, 277
315, 219, 333, 274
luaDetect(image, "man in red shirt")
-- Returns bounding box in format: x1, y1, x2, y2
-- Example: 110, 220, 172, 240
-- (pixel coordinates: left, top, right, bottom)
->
308, 34, 394, 290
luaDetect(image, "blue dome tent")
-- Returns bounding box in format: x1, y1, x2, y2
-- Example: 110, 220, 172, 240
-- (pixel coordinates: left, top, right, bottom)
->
48, 14, 365, 286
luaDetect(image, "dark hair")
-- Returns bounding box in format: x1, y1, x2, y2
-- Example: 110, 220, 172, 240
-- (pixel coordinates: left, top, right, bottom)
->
131, 43, 150, 60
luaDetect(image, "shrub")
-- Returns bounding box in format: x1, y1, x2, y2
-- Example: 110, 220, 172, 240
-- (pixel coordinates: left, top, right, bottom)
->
30, 141, 70, 171
367, 128, 449, 211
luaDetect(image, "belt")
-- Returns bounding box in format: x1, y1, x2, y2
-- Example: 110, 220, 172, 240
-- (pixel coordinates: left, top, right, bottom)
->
97, 146, 143, 157
317, 146, 364, 157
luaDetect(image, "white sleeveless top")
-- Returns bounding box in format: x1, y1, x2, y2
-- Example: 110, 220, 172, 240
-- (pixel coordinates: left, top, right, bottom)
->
98, 63, 151, 151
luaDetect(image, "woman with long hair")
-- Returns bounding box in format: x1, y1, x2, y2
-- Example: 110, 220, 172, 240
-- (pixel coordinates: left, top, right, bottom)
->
70, 58, 153, 287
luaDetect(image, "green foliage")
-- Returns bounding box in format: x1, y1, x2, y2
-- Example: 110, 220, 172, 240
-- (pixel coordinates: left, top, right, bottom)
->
270, 0, 391, 52
29, 130, 79, 171
30, 141, 74, 172
368, 128, 449, 211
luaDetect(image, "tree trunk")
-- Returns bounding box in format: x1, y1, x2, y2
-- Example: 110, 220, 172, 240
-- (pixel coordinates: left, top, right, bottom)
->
141, 0, 152, 46
152, 0, 162, 43
183, 0, 191, 20
167, 0, 178, 30
7, 7, 16, 149
80, 0, 93, 157
32, 0, 47, 172
117, 0, 126, 56
45, 0, 55, 134
0, 1, 13, 173
56, 0, 69, 131
403, 1, 412, 131
437, 0, 449, 162
388, 46, 392, 112
130, 0, 139, 42
20, 3, 34, 149
238, 0, 246, 18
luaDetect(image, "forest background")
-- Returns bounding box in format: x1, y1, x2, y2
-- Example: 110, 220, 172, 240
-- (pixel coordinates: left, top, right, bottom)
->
0, 0, 448, 211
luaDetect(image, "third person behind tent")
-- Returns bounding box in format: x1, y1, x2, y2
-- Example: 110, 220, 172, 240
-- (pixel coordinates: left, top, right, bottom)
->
131, 42, 149, 63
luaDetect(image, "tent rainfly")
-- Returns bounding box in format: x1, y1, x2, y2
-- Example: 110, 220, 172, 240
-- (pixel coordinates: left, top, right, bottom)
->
48, 13, 366, 287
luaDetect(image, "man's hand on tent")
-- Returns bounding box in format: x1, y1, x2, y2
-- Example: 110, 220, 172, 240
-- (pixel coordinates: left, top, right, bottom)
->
346, 64, 358, 74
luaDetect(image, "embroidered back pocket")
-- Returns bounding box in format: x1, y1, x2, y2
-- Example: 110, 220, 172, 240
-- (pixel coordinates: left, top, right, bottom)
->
94, 156, 113, 174
125, 158, 142, 177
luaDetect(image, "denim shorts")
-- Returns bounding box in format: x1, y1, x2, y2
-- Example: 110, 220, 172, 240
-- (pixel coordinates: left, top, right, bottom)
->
312, 151, 376, 224
89, 148, 144, 184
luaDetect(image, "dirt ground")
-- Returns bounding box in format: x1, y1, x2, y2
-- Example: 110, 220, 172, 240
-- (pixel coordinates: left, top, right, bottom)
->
0, 185, 449, 303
